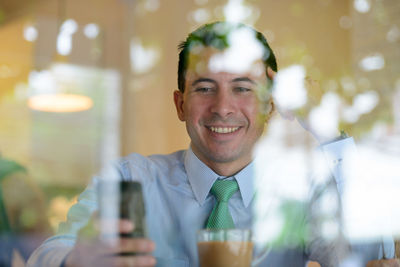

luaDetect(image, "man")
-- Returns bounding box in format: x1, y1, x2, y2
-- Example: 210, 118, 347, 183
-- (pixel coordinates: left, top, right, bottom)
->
28, 22, 347, 267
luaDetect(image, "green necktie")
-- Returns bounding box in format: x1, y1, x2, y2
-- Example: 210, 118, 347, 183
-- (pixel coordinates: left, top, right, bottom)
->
206, 179, 239, 229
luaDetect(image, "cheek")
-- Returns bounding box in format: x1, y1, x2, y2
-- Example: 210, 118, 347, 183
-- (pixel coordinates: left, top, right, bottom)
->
185, 98, 209, 120
183, 105, 201, 126
243, 102, 267, 129
241, 98, 261, 117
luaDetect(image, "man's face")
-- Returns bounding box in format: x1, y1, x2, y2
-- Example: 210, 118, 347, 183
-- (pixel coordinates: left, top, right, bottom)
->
174, 46, 273, 175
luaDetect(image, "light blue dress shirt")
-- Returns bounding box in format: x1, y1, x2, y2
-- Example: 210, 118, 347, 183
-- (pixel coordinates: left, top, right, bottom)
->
28, 147, 348, 267
27, 148, 256, 267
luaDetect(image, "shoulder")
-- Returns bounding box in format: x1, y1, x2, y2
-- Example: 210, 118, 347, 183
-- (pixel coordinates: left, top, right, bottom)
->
116, 150, 186, 179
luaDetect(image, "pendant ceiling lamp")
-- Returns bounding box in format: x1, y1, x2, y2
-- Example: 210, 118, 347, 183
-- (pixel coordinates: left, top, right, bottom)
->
27, 0, 93, 113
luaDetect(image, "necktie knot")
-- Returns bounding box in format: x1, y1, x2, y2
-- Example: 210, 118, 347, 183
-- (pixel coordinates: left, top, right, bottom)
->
210, 179, 239, 202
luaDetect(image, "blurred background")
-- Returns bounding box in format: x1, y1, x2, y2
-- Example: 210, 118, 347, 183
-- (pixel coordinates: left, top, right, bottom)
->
0, 0, 399, 264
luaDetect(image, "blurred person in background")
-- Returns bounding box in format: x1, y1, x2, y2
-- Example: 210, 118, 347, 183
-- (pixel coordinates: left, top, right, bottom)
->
1, 155, 51, 266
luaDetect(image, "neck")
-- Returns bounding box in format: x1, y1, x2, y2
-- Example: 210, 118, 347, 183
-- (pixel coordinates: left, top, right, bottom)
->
208, 163, 248, 177
192, 150, 251, 177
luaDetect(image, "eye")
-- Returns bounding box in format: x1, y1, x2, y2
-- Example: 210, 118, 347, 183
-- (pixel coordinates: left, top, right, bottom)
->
195, 87, 214, 93
234, 87, 251, 93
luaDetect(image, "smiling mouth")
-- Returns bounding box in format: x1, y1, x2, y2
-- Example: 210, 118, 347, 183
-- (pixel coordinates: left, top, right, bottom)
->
209, 126, 240, 134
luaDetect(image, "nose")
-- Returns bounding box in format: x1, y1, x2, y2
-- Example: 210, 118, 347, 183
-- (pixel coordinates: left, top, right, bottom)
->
210, 90, 235, 118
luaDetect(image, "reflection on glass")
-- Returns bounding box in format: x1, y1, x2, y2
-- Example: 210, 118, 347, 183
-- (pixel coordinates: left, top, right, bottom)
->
386, 25, 400, 43
144, 0, 160, 12
273, 65, 307, 110
23, 24, 38, 42
354, 0, 371, 13
129, 38, 160, 74
359, 54, 385, 72
57, 19, 78, 56
190, 8, 211, 24
83, 23, 99, 39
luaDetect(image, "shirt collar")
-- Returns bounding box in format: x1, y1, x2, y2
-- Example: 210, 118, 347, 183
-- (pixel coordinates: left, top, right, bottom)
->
184, 147, 255, 208
234, 161, 255, 208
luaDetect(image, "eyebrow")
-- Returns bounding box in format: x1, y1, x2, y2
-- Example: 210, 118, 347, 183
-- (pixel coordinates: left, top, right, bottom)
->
231, 77, 256, 84
192, 77, 256, 86
191, 78, 216, 86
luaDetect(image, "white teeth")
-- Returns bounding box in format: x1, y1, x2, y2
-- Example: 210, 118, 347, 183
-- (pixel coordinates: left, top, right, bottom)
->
210, 126, 239, 133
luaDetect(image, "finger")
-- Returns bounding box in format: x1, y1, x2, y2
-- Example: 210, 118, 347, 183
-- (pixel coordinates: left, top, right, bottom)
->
89, 254, 156, 267
267, 67, 276, 80
117, 238, 156, 254
97, 218, 134, 238
111, 255, 156, 267
101, 238, 156, 255
119, 219, 134, 233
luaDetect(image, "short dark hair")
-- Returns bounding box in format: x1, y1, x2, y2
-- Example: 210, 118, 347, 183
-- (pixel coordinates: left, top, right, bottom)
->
177, 21, 278, 92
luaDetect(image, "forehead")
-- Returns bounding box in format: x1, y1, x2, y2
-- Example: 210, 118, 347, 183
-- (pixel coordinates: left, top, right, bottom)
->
187, 46, 266, 80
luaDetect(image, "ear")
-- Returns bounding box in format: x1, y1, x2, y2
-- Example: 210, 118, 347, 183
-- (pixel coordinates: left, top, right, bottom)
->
264, 98, 275, 122
267, 67, 276, 81
268, 99, 275, 118
173, 90, 185, 121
